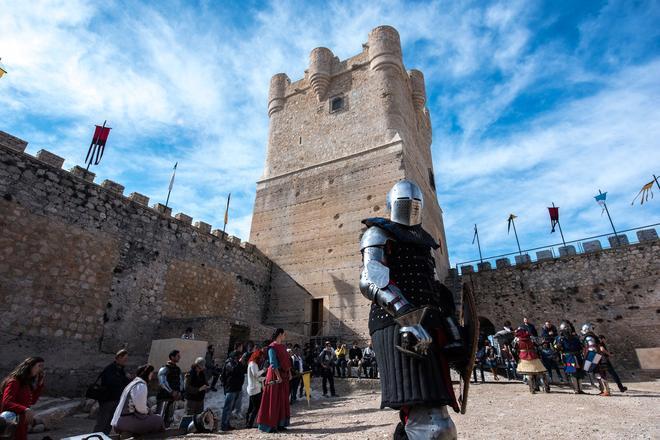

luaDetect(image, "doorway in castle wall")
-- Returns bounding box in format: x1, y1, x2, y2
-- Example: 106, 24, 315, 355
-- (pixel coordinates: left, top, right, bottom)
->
227, 324, 250, 356
479, 317, 496, 337
310, 298, 324, 336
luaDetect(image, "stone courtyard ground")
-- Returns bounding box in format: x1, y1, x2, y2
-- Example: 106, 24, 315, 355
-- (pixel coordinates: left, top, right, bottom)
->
30, 376, 659, 440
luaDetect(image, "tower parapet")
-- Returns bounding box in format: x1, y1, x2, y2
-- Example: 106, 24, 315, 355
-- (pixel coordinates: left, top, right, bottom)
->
409, 69, 426, 112
367, 25, 404, 74
308, 47, 335, 101
268, 73, 290, 117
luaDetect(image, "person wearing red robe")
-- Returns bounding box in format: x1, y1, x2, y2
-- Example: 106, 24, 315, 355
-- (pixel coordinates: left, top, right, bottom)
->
1, 357, 45, 440
256, 328, 292, 433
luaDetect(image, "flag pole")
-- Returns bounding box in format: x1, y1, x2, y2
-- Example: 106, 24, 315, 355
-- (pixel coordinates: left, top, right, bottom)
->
599, 189, 620, 246
474, 224, 483, 263
511, 218, 522, 255
553, 202, 566, 247
223, 193, 231, 236
165, 162, 177, 210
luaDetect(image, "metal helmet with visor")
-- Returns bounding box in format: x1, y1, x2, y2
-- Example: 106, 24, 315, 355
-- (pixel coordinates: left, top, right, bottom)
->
387, 179, 424, 226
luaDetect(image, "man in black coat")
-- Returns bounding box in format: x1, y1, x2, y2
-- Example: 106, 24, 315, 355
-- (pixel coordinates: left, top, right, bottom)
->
93, 349, 131, 434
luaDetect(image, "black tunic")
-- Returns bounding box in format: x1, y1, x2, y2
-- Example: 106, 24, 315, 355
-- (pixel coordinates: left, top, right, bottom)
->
361, 217, 456, 409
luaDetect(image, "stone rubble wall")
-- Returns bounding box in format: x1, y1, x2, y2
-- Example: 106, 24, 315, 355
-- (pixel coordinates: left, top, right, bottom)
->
449, 238, 660, 372
0, 141, 300, 396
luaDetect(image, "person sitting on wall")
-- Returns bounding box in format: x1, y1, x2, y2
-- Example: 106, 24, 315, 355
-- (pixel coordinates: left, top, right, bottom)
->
93, 349, 132, 434
335, 344, 348, 378
111, 365, 164, 435
184, 357, 209, 415
156, 350, 184, 427
0, 357, 45, 440
360, 341, 376, 379
181, 327, 195, 340
347, 341, 363, 378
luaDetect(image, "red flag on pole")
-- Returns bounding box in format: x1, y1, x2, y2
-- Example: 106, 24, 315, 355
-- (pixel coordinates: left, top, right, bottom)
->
85, 121, 112, 169
548, 206, 559, 233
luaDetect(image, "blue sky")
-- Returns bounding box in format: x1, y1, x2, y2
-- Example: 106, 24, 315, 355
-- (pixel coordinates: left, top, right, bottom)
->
1, 0, 659, 266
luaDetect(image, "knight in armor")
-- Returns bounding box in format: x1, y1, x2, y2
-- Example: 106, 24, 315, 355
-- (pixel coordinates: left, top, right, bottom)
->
580, 323, 610, 396
554, 321, 585, 394
512, 328, 549, 394
359, 179, 470, 440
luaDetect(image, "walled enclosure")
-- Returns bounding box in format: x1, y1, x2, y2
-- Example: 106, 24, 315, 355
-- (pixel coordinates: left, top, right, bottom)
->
0, 134, 308, 396
250, 26, 450, 342
449, 239, 660, 371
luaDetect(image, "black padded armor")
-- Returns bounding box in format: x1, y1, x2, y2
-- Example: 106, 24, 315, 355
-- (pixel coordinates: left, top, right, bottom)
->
362, 217, 455, 335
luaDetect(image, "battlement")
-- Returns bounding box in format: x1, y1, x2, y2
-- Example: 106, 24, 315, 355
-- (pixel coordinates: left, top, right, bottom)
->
263, 25, 433, 181
0, 139, 263, 258
454, 228, 659, 275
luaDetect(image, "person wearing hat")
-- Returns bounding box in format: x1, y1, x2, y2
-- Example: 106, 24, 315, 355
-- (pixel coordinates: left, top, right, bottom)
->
185, 357, 209, 415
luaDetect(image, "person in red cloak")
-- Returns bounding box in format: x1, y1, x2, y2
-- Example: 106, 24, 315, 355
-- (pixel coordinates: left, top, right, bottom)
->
1, 357, 45, 440
256, 328, 292, 433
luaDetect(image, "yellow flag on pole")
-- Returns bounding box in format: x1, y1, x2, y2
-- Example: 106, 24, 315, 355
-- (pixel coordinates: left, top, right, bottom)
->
631, 181, 654, 206
302, 371, 312, 406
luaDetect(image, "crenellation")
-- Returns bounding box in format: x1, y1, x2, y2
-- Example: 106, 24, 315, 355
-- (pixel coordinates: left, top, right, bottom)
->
128, 192, 149, 206
0, 130, 28, 153
100, 179, 125, 195
453, 239, 660, 371
0, 141, 293, 396
175, 212, 193, 224
69, 165, 96, 182
194, 220, 212, 234
152, 202, 172, 217
35, 149, 65, 168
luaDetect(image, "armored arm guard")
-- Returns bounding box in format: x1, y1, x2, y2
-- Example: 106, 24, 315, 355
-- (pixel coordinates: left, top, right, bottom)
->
359, 226, 412, 317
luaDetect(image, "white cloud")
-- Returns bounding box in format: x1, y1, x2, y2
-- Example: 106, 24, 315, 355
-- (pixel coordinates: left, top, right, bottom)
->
0, 0, 658, 264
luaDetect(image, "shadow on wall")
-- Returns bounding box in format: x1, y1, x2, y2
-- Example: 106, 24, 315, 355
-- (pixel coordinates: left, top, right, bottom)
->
331, 274, 369, 344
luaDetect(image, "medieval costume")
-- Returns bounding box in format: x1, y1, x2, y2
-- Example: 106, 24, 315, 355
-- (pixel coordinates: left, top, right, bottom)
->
359, 179, 470, 440
512, 328, 549, 393
580, 323, 610, 396
554, 321, 585, 394
256, 341, 292, 433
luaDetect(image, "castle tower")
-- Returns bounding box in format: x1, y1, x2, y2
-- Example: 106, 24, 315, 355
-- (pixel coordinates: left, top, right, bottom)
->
250, 26, 450, 341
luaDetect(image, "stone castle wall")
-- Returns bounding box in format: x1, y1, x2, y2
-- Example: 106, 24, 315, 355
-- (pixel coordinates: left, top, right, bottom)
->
450, 237, 660, 371
251, 26, 449, 342
0, 135, 303, 396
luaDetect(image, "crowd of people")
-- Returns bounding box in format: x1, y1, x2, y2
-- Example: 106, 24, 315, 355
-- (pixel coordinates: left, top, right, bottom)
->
473, 318, 628, 396
1, 318, 628, 439
0, 327, 382, 439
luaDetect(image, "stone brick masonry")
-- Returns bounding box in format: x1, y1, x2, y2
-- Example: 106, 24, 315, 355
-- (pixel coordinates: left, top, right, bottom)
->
0, 142, 306, 396
450, 239, 660, 371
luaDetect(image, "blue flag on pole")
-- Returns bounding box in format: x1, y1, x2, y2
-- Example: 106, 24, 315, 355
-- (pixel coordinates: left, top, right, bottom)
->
594, 192, 607, 215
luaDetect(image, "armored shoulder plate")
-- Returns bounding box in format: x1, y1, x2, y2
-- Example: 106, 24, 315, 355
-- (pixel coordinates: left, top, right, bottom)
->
360, 225, 393, 251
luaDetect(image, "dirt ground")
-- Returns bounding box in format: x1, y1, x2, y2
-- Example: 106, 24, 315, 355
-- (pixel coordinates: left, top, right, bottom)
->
31, 376, 659, 440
